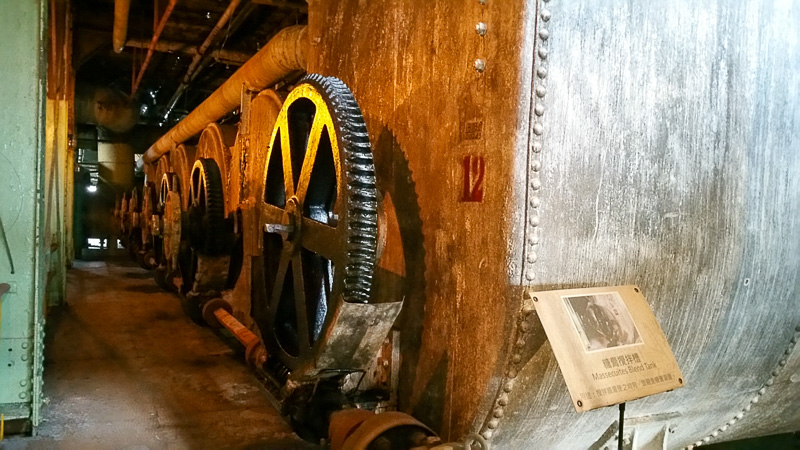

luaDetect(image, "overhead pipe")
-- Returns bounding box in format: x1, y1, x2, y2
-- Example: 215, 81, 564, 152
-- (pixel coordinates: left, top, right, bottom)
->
75, 84, 140, 134
113, 0, 131, 53
131, 0, 178, 96
141, 25, 307, 165
162, 0, 250, 120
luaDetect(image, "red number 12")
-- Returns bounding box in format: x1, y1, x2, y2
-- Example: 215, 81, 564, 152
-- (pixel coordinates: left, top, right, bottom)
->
461, 155, 485, 202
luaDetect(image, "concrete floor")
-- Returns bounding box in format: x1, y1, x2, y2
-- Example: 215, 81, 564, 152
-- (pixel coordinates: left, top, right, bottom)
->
4, 258, 315, 449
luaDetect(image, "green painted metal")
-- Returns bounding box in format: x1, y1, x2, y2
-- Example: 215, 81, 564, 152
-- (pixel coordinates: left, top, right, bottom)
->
0, 0, 48, 429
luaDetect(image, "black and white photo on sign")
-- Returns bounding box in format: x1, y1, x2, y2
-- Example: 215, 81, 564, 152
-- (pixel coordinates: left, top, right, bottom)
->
562, 292, 643, 352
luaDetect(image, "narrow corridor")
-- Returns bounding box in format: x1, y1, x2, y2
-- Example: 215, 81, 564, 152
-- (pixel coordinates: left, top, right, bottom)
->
4, 258, 312, 449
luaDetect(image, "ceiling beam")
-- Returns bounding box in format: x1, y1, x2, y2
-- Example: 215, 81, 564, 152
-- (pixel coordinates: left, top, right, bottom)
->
250, 0, 308, 13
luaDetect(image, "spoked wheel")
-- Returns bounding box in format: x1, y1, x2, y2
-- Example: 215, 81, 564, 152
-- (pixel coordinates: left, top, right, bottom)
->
154, 173, 177, 291
137, 182, 157, 269
179, 158, 231, 324
127, 187, 143, 260
257, 74, 379, 373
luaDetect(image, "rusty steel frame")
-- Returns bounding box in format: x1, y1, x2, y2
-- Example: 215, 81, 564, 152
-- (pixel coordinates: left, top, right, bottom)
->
130, 0, 177, 96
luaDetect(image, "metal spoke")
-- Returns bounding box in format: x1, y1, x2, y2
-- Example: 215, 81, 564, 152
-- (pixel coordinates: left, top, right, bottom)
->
279, 122, 295, 197
300, 217, 342, 261
261, 203, 285, 225
268, 247, 292, 312
294, 112, 325, 203
291, 253, 311, 351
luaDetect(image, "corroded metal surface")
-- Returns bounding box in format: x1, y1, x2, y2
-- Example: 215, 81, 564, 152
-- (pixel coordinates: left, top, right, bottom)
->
493, 0, 800, 448
310, 0, 799, 447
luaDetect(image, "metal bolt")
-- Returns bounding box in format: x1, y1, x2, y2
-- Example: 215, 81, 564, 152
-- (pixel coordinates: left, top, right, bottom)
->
535, 86, 547, 98
539, 29, 550, 40
533, 123, 544, 135
531, 159, 542, 171
541, 9, 551, 21
538, 47, 549, 59
537, 67, 548, 79
525, 270, 535, 281
535, 103, 545, 116
531, 179, 542, 191
497, 393, 509, 406
476, 22, 488, 36
474, 59, 486, 72
533, 141, 543, 153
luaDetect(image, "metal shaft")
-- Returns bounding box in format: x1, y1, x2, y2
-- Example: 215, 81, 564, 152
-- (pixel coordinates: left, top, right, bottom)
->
213, 307, 260, 349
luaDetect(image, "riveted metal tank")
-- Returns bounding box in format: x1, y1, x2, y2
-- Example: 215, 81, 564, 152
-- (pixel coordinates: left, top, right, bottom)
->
308, 0, 800, 448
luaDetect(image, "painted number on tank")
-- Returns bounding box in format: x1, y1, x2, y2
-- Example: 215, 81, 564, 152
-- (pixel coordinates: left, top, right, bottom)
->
461, 155, 485, 202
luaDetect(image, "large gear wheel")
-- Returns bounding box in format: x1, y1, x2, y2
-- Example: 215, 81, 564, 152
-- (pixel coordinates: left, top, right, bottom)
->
179, 157, 232, 324
153, 172, 178, 291
188, 158, 227, 256
256, 74, 379, 372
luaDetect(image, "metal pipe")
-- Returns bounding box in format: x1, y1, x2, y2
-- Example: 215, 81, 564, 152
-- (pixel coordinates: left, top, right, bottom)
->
142, 25, 307, 164
131, 0, 177, 96
162, 0, 246, 120
112, 0, 131, 53
75, 84, 139, 134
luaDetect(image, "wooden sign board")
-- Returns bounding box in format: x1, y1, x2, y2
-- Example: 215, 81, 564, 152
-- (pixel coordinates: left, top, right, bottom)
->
531, 285, 684, 412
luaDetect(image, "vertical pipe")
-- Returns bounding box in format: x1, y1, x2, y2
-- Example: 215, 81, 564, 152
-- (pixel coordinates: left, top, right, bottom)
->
131, 0, 177, 96
113, 0, 131, 53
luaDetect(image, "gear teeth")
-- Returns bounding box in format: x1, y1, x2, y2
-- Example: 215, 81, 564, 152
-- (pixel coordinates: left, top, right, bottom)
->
296, 73, 380, 304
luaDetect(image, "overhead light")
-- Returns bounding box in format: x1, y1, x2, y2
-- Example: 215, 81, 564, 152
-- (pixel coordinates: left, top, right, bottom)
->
86, 185, 98, 194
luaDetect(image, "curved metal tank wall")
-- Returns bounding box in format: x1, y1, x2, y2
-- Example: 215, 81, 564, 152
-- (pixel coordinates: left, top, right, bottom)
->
309, 0, 799, 447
